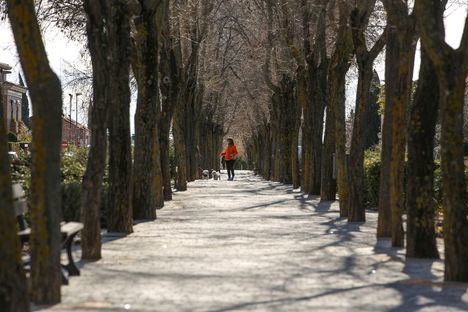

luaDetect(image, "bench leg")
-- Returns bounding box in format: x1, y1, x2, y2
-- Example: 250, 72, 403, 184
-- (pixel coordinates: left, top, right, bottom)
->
17, 215, 26, 231
61, 267, 69, 285
64, 233, 80, 276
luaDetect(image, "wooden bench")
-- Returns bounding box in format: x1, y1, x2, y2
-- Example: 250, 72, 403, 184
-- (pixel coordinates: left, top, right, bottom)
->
13, 183, 84, 285
13, 183, 27, 231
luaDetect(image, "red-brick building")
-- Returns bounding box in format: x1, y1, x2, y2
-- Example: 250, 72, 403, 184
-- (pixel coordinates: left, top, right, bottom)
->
62, 115, 90, 147
0, 62, 28, 135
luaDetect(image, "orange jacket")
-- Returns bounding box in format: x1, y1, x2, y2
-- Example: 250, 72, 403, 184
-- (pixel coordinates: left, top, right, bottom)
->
221, 145, 238, 161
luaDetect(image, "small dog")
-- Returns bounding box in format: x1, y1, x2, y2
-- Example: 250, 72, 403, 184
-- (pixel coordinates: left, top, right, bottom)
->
202, 169, 210, 180
212, 169, 221, 181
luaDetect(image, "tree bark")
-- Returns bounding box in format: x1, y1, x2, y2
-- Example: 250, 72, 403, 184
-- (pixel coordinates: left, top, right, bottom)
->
348, 3, 386, 222
405, 47, 439, 259
328, 3, 353, 216
81, 0, 110, 260
321, 104, 337, 201
132, 1, 166, 219
364, 72, 381, 150
307, 4, 328, 195
415, 0, 468, 281
348, 67, 373, 222
107, 0, 133, 233
291, 101, 301, 189
159, 0, 179, 200
377, 26, 397, 238
0, 64, 29, 311
382, 2, 417, 247
8, 0, 63, 303
332, 74, 350, 218
309, 59, 328, 195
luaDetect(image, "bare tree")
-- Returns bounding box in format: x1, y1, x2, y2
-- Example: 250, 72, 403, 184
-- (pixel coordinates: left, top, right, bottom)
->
0, 63, 29, 311
81, 0, 111, 260
415, 0, 468, 282
132, 0, 167, 218
8, 0, 63, 303
377, 1, 417, 246
347, 0, 386, 222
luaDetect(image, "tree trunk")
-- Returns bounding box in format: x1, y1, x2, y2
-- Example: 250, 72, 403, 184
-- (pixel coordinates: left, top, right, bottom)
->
107, 0, 133, 233
302, 60, 327, 196
309, 60, 328, 195
153, 122, 164, 209
377, 25, 399, 239
263, 123, 272, 180
438, 57, 468, 281
291, 113, 300, 189
383, 8, 417, 247
8, 0, 63, 303
328, 3, 352, 217
333, 78, 350, 218
0, 66, 29, 311
159, 125, 172, 200
173, 100, 188, 191
415, 0, 468, 282
321, 104, 337, 201
405, 47, 439, 259
159, 0, 176, 201
348, 4, 386, 222
159, 28, 180, 200
81, 0, 111, 260
348, 67, 373, 222
364, 72, 381, 150
289, 81, 301, 189
279, 76, 295, 184
296, 68, 308, 190
132, 1, 166, 219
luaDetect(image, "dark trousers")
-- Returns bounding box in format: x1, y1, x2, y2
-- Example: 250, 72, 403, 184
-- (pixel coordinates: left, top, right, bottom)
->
226, 160, 235, 179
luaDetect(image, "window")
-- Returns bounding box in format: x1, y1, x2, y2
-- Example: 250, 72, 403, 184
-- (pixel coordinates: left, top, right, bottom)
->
16, 100, 20, 120
10, 100, 13, 120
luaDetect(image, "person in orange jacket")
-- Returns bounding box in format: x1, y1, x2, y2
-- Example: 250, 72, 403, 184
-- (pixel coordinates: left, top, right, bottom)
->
220, 138, 238, 181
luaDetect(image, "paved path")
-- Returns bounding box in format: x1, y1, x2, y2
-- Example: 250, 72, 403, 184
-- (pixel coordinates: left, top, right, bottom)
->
42, 171, 467, 311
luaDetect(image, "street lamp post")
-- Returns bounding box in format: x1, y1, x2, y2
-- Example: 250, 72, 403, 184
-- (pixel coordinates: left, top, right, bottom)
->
75, 92, 81, 145
68, 93, 73, 145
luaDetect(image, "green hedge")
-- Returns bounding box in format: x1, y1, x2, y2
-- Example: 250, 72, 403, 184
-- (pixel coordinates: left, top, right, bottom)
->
62, 181, 109, 227
363, 147, 381, 209
11, 146, 110, 226
363, 147, 467, 211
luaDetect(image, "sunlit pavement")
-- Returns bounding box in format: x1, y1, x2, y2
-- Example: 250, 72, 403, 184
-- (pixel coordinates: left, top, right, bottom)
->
38, 171, 468, 311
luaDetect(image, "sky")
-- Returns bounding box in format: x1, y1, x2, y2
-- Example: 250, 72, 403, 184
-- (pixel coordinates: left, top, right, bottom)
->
0, 3, 467, 127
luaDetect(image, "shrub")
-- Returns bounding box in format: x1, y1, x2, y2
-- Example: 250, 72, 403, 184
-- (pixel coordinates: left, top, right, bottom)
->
9, 145, 113, 226
11, 148, 31, 193
62, 181, 109, 226
61, 146, 88, 184
363, 146, 381, 209
60, 146, 110, 226
62, 182, 81, 222
433, 157, 468, 214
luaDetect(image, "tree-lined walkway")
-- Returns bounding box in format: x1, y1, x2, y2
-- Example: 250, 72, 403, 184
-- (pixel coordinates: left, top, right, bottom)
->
43, 171, 467, 311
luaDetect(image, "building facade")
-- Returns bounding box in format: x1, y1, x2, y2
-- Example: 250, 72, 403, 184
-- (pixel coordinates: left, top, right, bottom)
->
62, 115, 90, 147
1, 62, 27, 135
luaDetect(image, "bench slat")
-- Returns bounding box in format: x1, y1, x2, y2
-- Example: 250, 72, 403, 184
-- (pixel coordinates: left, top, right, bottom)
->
61, 222, 84, 235
12, 183, 25, 199
14, 200, 28, 216
18, 222, 83, 238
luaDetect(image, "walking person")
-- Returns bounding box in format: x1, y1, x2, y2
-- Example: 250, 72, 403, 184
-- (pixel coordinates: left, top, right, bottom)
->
220, 138, 238, 181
